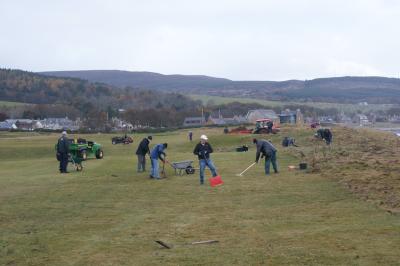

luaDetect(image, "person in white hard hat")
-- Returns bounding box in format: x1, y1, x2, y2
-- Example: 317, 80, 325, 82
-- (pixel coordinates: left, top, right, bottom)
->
193, 135, 218, 185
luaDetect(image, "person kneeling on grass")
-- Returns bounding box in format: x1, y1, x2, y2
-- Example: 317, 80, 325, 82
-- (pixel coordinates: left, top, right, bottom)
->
193, 135, 218, 185
150, 143, 168, 179
253, 138, 278, 175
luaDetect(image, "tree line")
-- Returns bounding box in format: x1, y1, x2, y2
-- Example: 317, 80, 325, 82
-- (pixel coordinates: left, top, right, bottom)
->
1, 69, 399, 129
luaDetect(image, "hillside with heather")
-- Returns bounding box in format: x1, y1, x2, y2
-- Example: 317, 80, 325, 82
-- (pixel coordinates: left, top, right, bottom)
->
41, 70, 400, 103
0, 69, 202, 126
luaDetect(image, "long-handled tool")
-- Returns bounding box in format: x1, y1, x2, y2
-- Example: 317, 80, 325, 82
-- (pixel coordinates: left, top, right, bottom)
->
155, 239, 218, 249
161, 161, 167, 178
165, 159, 175, 168
236, 162, 256, 176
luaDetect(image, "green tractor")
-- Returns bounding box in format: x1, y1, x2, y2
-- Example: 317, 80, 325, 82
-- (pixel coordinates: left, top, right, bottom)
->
70, 138, 104, 160
56, 138, 104, 161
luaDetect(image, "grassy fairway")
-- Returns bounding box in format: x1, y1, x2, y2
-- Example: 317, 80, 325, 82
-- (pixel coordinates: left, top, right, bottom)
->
0, 128, 399, 265
0, 100, 31, 108
190, 94, 396, 113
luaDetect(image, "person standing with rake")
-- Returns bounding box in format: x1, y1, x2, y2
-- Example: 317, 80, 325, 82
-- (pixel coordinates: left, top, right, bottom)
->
253, 138, 279, 175
193, 135, 218, 185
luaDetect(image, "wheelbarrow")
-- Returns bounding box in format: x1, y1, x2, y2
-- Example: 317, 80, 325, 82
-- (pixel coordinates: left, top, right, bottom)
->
69, 154, 83, 171
167, 160, 196, 175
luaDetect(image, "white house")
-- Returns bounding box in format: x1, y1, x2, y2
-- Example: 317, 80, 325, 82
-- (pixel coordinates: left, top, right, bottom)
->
354, 114, 370, 126
111, 118, 133, 130
41, 118, 80, 131
3, 119, 43, 131
246, 109, 279, 123
183, 117, 206, 127
0, 121, 17, 130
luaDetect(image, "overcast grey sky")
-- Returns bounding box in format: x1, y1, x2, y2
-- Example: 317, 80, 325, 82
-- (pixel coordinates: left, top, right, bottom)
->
1, 0, 400, 80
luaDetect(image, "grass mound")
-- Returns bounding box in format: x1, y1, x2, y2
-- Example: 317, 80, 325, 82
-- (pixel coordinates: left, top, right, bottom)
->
300, 127, 400, 212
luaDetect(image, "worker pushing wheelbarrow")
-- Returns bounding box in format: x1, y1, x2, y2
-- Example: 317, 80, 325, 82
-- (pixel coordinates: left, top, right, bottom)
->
56, 147, 84, 171
55, 131, 84, 172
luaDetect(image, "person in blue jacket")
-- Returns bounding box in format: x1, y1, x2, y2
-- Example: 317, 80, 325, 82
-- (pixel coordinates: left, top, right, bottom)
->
150, 143, 168, 179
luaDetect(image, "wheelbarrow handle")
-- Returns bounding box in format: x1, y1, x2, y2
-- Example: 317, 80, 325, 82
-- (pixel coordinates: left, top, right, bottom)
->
165, 160, 174, 167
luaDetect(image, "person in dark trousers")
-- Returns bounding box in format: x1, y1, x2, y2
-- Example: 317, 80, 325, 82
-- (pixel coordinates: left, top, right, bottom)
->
315, 128, 333, 145
188, 131, 193, 142
267, 120, 274, 133
57, 131, 70, 173
282, 137, 298, 147
253, 138, 278, 175
150, 143, 168, 179
135, 136, 152, 172
324, 128, 333, 145
193, 135, 218, 185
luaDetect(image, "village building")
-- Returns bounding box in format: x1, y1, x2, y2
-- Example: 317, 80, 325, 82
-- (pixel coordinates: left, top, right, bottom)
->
207, 116, 226, 125
279, 109, 303, 124
41, 117, 80, 131
353, 114, 370, 126
111, 117, 133, 131
3, 119, 43, 131
207, 115, 247, 125
0, 120, 17, 131
246, 109, 279, 124
183, 117, 206, 127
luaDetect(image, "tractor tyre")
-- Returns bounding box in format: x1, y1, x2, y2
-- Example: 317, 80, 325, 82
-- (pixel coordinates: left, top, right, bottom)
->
96, 149, 104, 159
257, 128, 269, 134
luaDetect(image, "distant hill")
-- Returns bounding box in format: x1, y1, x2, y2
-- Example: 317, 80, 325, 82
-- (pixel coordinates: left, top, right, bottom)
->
41, 70, 232, 90
40, 70, 400, 103
0, 68, 201, 114
0, 69, 115, 105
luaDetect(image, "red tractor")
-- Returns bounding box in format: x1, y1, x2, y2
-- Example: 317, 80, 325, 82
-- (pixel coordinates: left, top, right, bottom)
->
227, 119, 280, 134
253, 119, 280, 134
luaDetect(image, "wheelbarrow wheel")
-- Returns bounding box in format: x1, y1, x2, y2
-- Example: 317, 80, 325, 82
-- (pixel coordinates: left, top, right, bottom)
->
80, 150, 87, 160
76, 164, 83, 171
185, 166, 195, 175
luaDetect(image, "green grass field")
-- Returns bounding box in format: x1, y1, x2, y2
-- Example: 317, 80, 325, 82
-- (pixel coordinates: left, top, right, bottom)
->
1, 127, 399, 265
0, 100, 31, 108
190, 94, 396, 113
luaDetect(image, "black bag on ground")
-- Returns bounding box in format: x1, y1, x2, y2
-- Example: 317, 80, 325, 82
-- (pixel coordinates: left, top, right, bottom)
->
236, 145, 249, 152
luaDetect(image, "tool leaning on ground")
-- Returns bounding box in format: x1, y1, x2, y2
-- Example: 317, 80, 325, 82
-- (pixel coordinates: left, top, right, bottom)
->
155, 239, 219, 249
236, 162, 256, 176
161, 161, 166, 178
160, 156, 168, 178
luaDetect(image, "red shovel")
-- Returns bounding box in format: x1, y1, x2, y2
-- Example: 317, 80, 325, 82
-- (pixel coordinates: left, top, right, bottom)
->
209, 175, 223, 187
